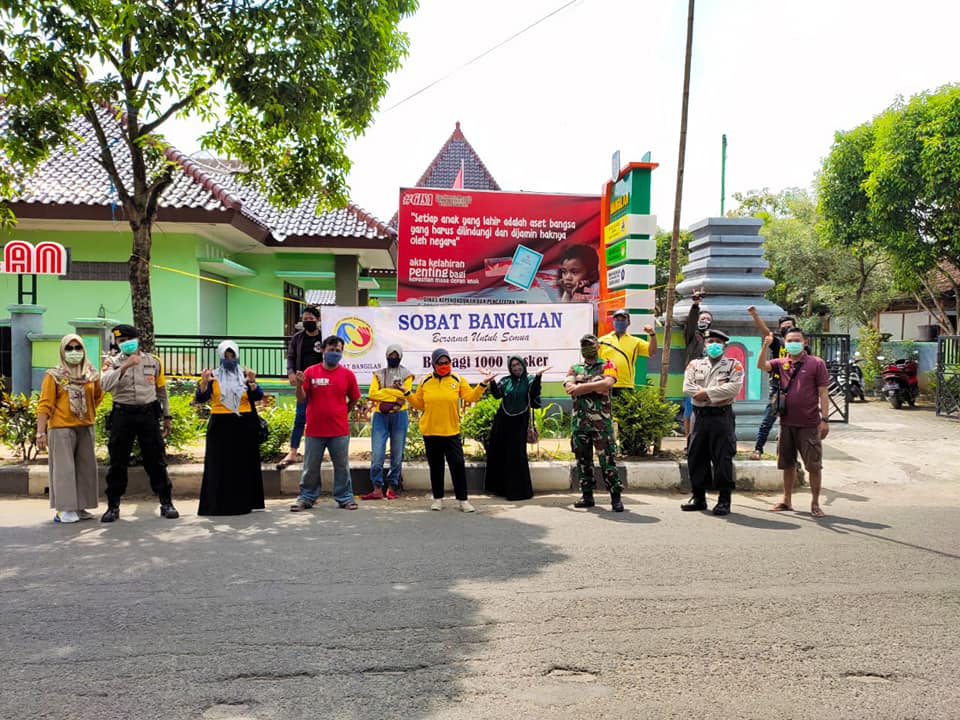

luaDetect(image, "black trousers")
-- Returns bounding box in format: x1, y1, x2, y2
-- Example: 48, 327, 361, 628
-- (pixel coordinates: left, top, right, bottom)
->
688, 407, 736, 495
105, 405, 172, 506
423, 435, 468, 501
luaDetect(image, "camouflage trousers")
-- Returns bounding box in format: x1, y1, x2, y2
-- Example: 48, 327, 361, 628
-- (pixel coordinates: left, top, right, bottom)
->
571, 421, 620, 494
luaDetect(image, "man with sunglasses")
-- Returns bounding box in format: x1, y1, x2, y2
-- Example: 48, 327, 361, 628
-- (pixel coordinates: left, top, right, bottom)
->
100, 324, 178, 522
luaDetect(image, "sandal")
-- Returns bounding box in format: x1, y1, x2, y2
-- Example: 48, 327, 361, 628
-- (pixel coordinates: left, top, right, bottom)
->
338, 501, 359, 510
749, 451, 762, 460
810, 506, 825, 518
769, 502, 793, 512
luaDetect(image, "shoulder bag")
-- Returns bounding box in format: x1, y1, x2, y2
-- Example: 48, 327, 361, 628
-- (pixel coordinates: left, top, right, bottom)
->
247, 388, 269, 444
775, 360, 804, 417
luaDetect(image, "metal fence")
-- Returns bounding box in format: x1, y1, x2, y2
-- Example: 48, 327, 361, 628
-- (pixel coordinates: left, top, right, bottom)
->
0, 325, 10, 391
154, 335, 288, 379
805, 333, 851, 423
935, 335, 960, 418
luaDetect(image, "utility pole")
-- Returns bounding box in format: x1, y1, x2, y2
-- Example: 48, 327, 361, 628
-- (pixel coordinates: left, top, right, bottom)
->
658, 0, 695, 398
720, 133, 727, 216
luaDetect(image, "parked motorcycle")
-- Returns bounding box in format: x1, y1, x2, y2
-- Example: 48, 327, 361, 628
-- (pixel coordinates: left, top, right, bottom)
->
878, 353, 919, 409
826, 354, 866, 403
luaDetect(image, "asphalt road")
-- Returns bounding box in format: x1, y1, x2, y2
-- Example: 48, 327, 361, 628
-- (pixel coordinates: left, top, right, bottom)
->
1, 402, 959, 720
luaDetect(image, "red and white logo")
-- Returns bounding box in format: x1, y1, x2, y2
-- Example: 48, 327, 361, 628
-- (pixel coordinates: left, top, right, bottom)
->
1, 240, 69, 275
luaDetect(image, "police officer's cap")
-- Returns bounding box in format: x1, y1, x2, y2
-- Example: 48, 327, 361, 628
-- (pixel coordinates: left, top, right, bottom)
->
611, 308, 630, 319
111, 324, 139, 339
580, 333, 600, 346
704, 328, 730, 342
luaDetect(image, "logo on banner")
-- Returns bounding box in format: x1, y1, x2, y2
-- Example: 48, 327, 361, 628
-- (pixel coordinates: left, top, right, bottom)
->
333, 317, 374, 357
2, 240, 69, 275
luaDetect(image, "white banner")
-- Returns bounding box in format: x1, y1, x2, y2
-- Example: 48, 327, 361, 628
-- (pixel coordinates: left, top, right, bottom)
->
320, 303, 593, 383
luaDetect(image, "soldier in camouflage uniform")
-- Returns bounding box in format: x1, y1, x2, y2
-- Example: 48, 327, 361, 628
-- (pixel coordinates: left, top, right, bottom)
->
565, 334, 623, 512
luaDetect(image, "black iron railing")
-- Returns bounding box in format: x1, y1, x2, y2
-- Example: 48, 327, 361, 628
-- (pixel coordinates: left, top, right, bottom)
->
936, 335, 960, 418
806, 333, 851, 423
154, 335, 288, 378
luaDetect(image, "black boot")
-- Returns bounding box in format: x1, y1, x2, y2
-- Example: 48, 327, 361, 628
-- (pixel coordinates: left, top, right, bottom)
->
159, 500, 180, 519
574, 492, 595, 509
712, 490, 731, 516
100, 505, 120, 523
680, 493, 707, 511
610, 492, 624, 512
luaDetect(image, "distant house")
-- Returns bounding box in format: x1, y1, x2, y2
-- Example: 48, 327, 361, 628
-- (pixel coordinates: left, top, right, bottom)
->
878, 263, 958, 341
0, 105, 396, 340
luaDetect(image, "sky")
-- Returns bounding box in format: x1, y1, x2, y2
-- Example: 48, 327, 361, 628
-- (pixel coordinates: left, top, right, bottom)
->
164, 0, 960, 230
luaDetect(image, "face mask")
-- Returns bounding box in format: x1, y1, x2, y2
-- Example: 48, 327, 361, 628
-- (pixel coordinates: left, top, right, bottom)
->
387, 357, 401, 368
613, 320, 629, 334
64, 350, 84, 365
705, 342, 724, 359
119, 339, 139, 356
785, 341, 804, 355
221, 358, 239, 371
581, 347, 598, 361
435, 365, 452, 376
779, 326, 793, 336
302, 320, 318, 332
697, 319, 711, 331
323, 350, 342, 366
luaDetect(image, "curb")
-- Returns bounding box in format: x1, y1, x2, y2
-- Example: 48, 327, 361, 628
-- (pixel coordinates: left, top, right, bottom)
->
0, 460, 797, 498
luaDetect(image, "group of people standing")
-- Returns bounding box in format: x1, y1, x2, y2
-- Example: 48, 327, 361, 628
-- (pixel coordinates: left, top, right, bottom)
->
38, 298, 830, 524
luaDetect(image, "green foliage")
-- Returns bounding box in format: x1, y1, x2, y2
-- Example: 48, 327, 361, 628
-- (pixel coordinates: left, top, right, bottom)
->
95, 392, 205, 455
855, 324, 884, 389
655, 229, 691, 315
0, 391, 40, 461
612, 385, 679, 458
530, 402, 564, 459
257, 402, 296, 462
403, 412, 426, 461
460, 396, 500, 457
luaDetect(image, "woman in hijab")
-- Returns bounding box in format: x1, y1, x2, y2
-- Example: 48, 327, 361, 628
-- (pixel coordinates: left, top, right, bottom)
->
361, 344, 414, 501
484, 356, 549, 501
36, 334, 104, 523
196, 341, 265, 516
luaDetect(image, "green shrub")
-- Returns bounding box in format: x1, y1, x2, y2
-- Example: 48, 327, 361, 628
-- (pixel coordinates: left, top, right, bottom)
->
612, 385, 680, 457
460, 395, 500, 457
856, 324, 883, 390
0, 390, 40, 461
257, 402, 296, 462
403, 412, 426, 460
95, 392, 205, 455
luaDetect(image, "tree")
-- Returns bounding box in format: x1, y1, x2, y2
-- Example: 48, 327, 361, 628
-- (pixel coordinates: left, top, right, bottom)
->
0, 0, 417, 349
654, 228, 690, 315
734, 187, 895, 327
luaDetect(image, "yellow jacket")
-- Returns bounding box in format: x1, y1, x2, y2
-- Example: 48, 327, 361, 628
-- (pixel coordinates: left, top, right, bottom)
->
37, 374, 104, 427
368, 372, 414, 414
405, 373, 487, 437
598, 331, 649, 389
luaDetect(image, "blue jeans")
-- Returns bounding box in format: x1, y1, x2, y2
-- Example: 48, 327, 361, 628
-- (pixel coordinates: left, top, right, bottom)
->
298, 435, 353, 505
289, 399, 307, 451
370, 411, 409, 488
755, 398, 778, 452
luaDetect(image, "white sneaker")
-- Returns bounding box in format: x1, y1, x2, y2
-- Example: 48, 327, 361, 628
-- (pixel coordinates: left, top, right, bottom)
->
430, 499, 443, 511
77, 510, 94, 520
459, 500, 476, 513
55, 511, 80, 524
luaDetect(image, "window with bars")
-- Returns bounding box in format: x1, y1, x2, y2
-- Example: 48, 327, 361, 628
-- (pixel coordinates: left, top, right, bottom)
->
62, 262, 129, 281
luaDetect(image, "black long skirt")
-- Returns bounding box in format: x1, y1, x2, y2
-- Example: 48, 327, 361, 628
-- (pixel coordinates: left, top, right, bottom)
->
198, 412, 265, 516
483, 407, 533, 501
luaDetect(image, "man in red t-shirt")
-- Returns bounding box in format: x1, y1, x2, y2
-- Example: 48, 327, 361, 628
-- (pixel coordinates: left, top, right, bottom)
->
759, 327, 830, 518
290, 336, 361, 511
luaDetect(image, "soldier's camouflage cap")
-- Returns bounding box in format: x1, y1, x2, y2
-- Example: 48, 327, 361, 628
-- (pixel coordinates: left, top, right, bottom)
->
580, 333, 600, 345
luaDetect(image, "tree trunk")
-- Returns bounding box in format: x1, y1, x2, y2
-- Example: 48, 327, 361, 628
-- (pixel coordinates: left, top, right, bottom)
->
128, 219, 156, 353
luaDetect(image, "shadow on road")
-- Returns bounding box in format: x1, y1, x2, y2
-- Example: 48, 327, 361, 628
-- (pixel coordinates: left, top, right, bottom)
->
0, 501, 566, 719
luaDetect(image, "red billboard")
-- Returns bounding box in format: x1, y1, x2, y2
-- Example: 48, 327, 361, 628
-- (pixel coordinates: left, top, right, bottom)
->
397, 188, 601, 304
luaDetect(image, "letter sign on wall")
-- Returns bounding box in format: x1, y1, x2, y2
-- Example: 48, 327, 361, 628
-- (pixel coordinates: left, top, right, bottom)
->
1, 240, 69, 275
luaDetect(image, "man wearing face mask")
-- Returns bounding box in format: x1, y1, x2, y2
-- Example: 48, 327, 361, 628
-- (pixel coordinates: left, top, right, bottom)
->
362, 344, 414, 501
278, 306, 323, 470
290, 336, 361, 511
598, 308, 657, 396
681, 329, 744, 516
565, 334, 621, 512
747, 308, 806, 459
760, 328, 830, 518
100, 324, 178, 522
682, 290, 713, 439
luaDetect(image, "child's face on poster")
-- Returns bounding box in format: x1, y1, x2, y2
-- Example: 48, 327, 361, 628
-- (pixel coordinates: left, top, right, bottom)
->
559, 258, 589, 293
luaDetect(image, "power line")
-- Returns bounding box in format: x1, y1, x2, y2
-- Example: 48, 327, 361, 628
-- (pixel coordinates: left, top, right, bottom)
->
383, 0, 584, 113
